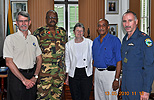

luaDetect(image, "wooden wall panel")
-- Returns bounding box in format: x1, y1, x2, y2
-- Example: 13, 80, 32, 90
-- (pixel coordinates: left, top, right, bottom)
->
79, 0, 105, 40
150, 0, 154, 41
28, 0, 54, 33
129, 0, 140, 29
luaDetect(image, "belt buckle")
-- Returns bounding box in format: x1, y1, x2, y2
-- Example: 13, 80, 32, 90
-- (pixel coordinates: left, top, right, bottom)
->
97, 68, 106, 71
27, 69, 29, 73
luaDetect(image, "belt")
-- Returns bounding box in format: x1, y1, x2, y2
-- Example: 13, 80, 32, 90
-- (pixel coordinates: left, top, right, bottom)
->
19, 67, 34, 73
97, 65, 116, 71
97, 68, 106, 71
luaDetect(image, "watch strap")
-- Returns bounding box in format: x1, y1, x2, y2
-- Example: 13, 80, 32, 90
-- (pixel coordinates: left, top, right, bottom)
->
33, 75, 38, 79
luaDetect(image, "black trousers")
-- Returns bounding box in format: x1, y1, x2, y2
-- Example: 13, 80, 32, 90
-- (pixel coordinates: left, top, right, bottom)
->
7, 68, 37, 100
69, 67, 93, 100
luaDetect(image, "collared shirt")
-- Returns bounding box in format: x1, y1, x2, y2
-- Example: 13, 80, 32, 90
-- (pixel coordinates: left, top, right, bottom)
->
3, 30, 42, 69
92, 33, 121, 68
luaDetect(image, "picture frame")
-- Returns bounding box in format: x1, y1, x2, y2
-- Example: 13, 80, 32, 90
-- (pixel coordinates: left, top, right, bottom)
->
11, 1, 27, 21
109, 24, 118, 37
13, 22, 18, 33
106, 0, 119, 14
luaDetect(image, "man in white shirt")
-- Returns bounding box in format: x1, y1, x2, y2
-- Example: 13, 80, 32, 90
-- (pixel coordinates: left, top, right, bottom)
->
3, 11, 42, 100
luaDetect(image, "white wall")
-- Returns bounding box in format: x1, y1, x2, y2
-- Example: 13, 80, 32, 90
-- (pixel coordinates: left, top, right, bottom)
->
105, 0, 129, 41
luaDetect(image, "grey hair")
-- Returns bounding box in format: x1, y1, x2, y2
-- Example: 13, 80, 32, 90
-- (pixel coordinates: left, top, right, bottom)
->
122, 10, 137, 21
73, 23, 85, 32
16, 11, 30, 21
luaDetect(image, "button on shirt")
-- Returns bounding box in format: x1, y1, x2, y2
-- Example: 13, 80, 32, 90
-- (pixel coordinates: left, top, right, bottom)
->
92, 33, 121, 68
3, 30, 42, 69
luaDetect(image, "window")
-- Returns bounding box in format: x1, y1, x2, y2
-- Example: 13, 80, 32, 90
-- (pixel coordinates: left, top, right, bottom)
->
140, 0, 150, 35
68, 4, 78, 39
54, 4, 65, 28
55, 0, 65, 1
54, 0, 78, 40
68, 0, 78, 1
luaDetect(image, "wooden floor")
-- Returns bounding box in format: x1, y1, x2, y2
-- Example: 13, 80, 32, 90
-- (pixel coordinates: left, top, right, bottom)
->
0, 89, 7, 100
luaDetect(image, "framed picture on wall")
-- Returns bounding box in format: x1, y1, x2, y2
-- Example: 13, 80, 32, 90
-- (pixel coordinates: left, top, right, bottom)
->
11, 1, 28, 21
109, 24, 118, 37
106, 0, 119, 14
13, 23, 18, 33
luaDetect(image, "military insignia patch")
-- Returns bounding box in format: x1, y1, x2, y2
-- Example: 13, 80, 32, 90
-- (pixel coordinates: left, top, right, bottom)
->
145, 38, 152, 47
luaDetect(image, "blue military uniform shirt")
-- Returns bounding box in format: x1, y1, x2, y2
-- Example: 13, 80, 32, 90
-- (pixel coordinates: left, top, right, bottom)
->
92, 33, 121, 68
121, 27, 154, 93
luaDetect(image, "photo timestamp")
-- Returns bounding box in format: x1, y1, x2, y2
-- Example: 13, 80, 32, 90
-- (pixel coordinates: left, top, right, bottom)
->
105, 91, 144, 96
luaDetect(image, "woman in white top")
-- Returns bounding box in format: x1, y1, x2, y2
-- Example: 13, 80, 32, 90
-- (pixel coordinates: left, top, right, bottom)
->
65, 23, 93, 100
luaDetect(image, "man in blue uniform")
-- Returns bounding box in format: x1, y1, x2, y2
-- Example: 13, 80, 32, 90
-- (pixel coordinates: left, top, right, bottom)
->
121, 11, 154, 100
92, 19, 122, 100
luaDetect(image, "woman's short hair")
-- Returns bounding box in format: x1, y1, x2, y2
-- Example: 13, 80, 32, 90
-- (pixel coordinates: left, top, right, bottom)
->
73, 23, 85, 32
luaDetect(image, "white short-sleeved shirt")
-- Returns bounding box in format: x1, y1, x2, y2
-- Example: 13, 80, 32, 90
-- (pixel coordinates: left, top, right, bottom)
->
3, 30, 42, 69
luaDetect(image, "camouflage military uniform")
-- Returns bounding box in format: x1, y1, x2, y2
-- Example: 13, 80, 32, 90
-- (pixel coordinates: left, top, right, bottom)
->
33, 26, 67, 100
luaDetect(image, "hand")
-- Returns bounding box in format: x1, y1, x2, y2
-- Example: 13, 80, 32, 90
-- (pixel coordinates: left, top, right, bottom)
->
140, 91, 149, 100
65, 78, 69, 85
22, 78, 35, 89
112, 80, 119, 91
30, 77, 37, 84
65, 74, 69, 85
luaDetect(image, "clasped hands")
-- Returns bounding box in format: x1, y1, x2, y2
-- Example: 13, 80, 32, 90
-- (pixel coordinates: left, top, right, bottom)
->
22, 77, 37, 89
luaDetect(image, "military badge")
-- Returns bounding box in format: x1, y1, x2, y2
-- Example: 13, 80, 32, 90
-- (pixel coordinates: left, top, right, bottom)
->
128, 43, 134, 46
145, 38, 152, 47
47, 31, 50, 34
124, 57, 128, 63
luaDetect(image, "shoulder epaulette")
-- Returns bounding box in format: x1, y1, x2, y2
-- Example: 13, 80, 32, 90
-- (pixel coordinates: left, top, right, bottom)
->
38, 27, 44, 32
59, 27, 66, 32
141, 33, 147, 36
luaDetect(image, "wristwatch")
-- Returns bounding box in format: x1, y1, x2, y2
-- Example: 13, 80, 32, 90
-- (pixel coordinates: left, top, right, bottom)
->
114, 78, 119, 81
33, 75, 38, 79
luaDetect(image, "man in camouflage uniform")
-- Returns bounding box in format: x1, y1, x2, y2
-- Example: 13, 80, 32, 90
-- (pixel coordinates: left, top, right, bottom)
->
33, 10, 67, 100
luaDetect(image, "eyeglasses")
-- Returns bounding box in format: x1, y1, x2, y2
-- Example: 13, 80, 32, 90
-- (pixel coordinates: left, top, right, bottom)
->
18, 20, 29, 23
47, 16, 57, 19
